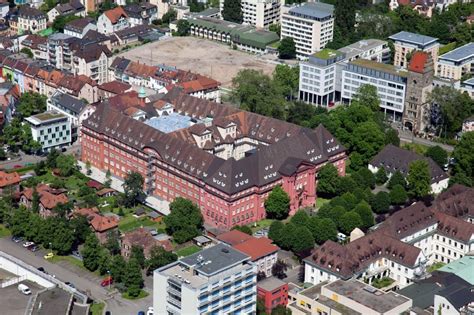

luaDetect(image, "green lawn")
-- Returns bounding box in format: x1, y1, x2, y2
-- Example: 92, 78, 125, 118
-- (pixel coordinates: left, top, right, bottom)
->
250, 219, 274, 232
89, 302, 105, 315
0, 224, 11, 238
315, 197, 330, 210
122, 289, 149, 300
118, 214, 165, 233
50, 255, 85, 270
176, 245, 201, 257
401, 142, 429, 155
427, 262, 446, 273
371, 277, 395, 289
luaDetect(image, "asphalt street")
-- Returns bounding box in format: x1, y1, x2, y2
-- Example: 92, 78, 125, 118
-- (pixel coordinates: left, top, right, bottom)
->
0, 238, 153, 315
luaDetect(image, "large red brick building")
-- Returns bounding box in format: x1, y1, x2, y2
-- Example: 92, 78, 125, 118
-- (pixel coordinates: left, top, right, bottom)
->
81, 89, 346, 229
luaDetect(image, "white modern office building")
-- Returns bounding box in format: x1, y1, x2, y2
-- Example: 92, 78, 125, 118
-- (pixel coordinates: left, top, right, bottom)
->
299, 39, 391, 107
437, 42, 474, 81
25, 111, 72, 152
281, 2, 334, 58
341, 59, 408, 121
154, 244, 257, 315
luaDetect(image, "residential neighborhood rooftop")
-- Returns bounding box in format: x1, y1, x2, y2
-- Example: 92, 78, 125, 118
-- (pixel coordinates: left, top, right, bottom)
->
25, 111, 66, 124
312, 48, 343, 60
257, 277, 287, 292
349, 59, 409, 77
388, 31, 438, 46
439, 255, 474, 285
439, 42, 474, 62
288, 2, 334, 19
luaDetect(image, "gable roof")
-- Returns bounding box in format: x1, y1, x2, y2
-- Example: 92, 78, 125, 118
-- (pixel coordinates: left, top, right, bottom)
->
369, 144, 448, 184
103, 6, 128, 24
64, 17, 95, 32
74, 43, 112, 62
98, 80, 131, 95
50, 92, 88, 115
233, 237, 279, 261
216, 230, 253, 246
0, 170, 20, 188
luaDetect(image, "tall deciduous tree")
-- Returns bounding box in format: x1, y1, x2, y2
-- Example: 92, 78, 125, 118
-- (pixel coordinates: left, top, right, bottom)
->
125, 258, 144, 296
56, 154, 76, 177
278, 37, 296, 59
389, 184, 408, 205
371, 191, 390, 214
354, 201, 374, 229
425, 145, 448, 168
130, 245, 146, 269
352, 84, 380, 112
339, 211, 363, 235
308, 217, 337, 244
164, 197, 203, 244
388, 171, 406, 189
451, 132, 474, 187
122, 171, 145, 207
82, 233, 102, 272
317, 163, 339, 197
145, 245, 178, 276
264, 186, 290, 220
334, 0, 356, 35
222, 0, 242, 23
407, 160, 431, 198
375, 167, 388, 185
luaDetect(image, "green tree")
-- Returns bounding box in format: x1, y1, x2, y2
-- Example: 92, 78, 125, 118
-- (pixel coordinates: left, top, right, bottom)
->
385, 129, 400, 146
278, 37, 296, 59
81, 233, 102, 272
388, 171, 406, 189
46, 149, 60, 168
290, 210, 310, 226
328, 205, 346, 225
164, 197, 203, 244
56, 154, 76, 177
105, 230, 121, 255
308, 217, 337, 244
451, 132, 474, 186
334, 0, 356, 36
264, 186, 290, 220
335, 176, 358, 196
269, 23, 281, 36
339, 211, 363, 234
375, 167, 388, 185
175, 19, 190, 36
389, 184, 408, 205
425, 145, 448, 168
104, 169, 112, 188
231, 225, 253, 235
353, 168, 376, 189
273, 65, 299, 99
351, 121, 386, 168
98, 251, 111, 276
352, 84, 380, 112
16, 92, 47, 119
231, 69, 286, 119
222, 0, 242, 23
407, 160, 431, 198
20, 47, 33, 58
272, 305, 291, 315
371, 191, 390, 213
130, 245, 146, 269
34, 161, 47, 176
52, 14, 80, 32
317, 163, 339, 197
122, 171, 145, 207
161, 9, 177, 24
124, 258, 144, 296
69, 215, 91, 245
268, 221, 285, 245
271, 259, 288, 279
109, 254, 127, 284
354, 201, 374, 229
145, 245, 178, 276
31, 188, 40, 213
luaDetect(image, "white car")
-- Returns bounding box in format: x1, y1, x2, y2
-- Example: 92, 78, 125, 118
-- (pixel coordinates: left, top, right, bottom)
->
146, 307, 154, 315
23, 241, 35, 248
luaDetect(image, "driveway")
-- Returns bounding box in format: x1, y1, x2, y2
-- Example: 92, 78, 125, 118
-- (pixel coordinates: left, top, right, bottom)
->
0, 238, 152, 315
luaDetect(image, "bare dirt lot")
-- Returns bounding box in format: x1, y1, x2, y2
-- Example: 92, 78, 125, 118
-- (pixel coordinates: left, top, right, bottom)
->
118, 37, 277, 87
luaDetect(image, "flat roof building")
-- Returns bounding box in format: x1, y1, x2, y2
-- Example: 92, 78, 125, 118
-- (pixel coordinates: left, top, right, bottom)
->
461, 77, 474, 100
219, 0, 281, 29
25, 111, 72, 152
153, 243, 257, 314
437, 42, 474, 80
281, 2, 334, 57
389, 31, 439, 69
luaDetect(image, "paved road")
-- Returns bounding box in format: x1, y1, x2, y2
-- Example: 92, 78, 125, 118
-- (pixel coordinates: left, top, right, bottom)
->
0, 238, 152, 315
393, 126, 454, 152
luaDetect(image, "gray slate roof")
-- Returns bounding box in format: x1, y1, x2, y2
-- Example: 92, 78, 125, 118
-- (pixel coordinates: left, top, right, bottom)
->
288, 2, 334, 19
439, 42, 474, 62
180, 243, 249, 276
51, 93, 87, 115
389, 31, 438, 47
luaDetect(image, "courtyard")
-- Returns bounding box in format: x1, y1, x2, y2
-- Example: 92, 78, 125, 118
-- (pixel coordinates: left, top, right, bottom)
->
118, 36, 277, 87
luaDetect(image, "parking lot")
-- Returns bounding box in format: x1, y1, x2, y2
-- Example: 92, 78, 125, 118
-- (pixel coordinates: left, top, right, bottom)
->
0, 280, 43, 315
119, 36, 277, 87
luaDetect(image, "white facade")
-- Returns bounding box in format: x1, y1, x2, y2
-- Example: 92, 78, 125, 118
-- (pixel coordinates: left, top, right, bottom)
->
72, 51, 110, 84
25, 111, 72, 151
341, 61, 407, 121
97, 12, 129, 35
219, 0, 280, 28
64, 23, 97, 39
280, 2, 334, 58
154, 244, 257, 315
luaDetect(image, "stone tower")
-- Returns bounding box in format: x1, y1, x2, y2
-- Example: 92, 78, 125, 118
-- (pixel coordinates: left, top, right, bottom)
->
403, 51, 434, 135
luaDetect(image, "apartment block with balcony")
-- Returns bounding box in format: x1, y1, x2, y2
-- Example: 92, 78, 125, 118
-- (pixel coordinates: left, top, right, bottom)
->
72, 44, 112, 84
341, 59, 408, 122
47, 33, 78, 71
389, 31, 439, 69
281, 2, 334, 58
154, 244, 257, 315
437, 42, 474, 81
12, 6, 47, 34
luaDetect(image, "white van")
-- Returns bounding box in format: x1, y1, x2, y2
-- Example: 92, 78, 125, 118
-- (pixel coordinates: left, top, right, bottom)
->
18, 283, 31, 295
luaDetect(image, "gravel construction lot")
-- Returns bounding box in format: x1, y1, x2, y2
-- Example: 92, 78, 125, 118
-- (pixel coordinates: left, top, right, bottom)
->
118, 37, 277, 87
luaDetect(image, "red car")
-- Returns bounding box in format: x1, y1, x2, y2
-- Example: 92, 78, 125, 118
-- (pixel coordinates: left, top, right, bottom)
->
13, 164, 22, 169
100, 276, 113, 287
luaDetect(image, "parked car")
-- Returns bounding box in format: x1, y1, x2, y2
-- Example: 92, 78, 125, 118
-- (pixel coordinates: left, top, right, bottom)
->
72, 251, 83, 260
13, 164, 22, 169
18, 284, 31, 295
23, 241, 35, 248
65, 282, 75, 289
138, 312, 145, 315
29, 245, 39, 252
37, 267, 46, 273
100, 276, 113, 287
44, 252, 54, 259
146, 307, 154, 315
12, 236, 23, 243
